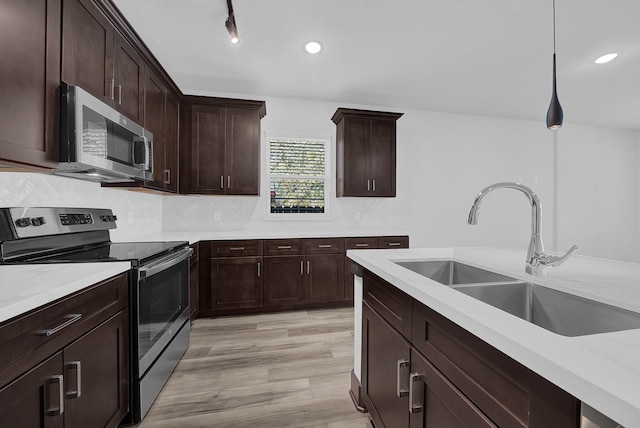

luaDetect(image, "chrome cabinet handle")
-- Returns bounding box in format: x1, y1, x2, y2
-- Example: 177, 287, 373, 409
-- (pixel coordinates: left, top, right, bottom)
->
388, 242, 402, 247
355, 243, 370, 247
220, 176, 224, 189
367, 179, 371, 191
65, 361, 82, 399
396, 359, 410, 397
40, 314, 82, 337
372, 179, 376, 192
110, 79, 115, 100
45, 375, 64, 416
306, 261, 310, 275
300, 261, 304, 275
164, 169, 170, 184
277, 245, 292, 249
409, 372, 424, 414
227, 176, 231, 189
230, 247, 245, 251
257, 262, 261, 277
318, 244, 332, 249
117, 84, 122, 105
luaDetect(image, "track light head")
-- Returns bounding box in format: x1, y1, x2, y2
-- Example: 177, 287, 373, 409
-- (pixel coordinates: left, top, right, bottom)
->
225, 14, 238, 43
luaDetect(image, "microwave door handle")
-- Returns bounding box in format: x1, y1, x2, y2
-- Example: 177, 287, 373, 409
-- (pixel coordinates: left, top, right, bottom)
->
132, 137, 145, 168
144, 137, 153, 172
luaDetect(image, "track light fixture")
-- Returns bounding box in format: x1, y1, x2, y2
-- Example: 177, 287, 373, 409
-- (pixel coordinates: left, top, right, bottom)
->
225, 0, 239, 44
546, 0, 563, 130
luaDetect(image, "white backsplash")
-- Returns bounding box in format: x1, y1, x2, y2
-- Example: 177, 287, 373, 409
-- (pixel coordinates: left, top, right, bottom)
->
0, 172, 163, 240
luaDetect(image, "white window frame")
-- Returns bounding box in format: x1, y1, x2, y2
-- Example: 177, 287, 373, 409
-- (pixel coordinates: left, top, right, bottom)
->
265, 134, 331, 220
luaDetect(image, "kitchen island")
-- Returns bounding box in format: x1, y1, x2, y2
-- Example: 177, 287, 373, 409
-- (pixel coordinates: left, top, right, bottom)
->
347, 247, 640, 428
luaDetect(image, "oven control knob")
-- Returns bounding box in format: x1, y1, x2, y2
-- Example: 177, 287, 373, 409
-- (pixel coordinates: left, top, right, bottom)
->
30, 217, 46, 226
15, 217, 32, 228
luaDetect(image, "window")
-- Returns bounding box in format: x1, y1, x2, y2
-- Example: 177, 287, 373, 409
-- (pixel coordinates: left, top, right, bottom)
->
268, 138, 328, 215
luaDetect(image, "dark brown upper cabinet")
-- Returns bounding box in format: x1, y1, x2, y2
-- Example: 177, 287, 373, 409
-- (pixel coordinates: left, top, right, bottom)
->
62, 0, 144, 123
332, 108, 403, 197
0, 0, 61, 170
180, 97, 266, 195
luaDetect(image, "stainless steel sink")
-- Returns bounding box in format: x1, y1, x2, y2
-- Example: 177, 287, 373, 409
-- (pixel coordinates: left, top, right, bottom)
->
454, 282, 640, 336
395, 260, 516, 285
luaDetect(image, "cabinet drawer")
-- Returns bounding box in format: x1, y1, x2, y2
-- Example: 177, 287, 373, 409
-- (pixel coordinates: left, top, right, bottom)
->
0, 273, 128, 388
345, 237, 377, 250
304, 238, 344, 254
412, 301, 579, 427
263, 239, 303, 256
363, 270, 412, 339
377, 235, 409, 249
210, 240, 263, 257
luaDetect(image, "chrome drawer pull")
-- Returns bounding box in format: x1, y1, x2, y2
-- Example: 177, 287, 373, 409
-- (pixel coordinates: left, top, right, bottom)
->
40, 314, 82, 337
230, 247, 245, 251
66, 361, 82, 399
396, 359, 410, 397
257, 262, 261, 277
355, 243, 370, 247
409, 372, 424, 414
318, 244, 332, 248
45, 375, 64, 416
277, 245, 292, 249
388, 242, 402, 247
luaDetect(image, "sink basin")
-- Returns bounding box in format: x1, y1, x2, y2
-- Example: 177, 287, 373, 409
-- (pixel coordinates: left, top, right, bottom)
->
454, 282, 640, 336
395, 260, 516, 285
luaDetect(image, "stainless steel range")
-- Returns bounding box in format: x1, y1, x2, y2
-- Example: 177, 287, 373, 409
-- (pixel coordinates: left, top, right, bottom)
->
0, 207, 191, 424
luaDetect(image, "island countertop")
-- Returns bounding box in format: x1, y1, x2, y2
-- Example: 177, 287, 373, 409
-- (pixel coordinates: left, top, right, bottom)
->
347, 247, 640, 428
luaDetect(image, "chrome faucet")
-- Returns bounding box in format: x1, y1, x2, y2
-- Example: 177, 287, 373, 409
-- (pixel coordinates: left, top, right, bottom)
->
467, 182, 577, 277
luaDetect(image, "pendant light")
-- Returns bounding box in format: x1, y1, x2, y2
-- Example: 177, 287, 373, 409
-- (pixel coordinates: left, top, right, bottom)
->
225, 0, 239, 44
546, 0, 563, 130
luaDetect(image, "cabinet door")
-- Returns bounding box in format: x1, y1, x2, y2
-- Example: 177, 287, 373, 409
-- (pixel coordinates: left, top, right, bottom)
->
0, 0, 60, 169
190, 105, 226, 194
62, 0, 113, 103
0, 352, 64, 428
225, 108, 260, 195
341, 117, 369, 196
164, 90, 180, 193
305, 254, 345, 303
113, 31, 144, 123
264, 256, 304, 306
144, 67, 167, 190
409, 349, 496, 428
362, 303, 410, 428
63, 311, 128, 428
211, 257, 263, 310
368, 119, 396, 196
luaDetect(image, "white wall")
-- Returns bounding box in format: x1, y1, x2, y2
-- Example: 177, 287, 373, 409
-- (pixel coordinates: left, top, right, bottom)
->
556, 125, 639, 262
0, 172, 163, 240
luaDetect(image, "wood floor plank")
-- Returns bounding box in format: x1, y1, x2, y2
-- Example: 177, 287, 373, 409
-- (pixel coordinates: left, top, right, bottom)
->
136, 307, 370, 428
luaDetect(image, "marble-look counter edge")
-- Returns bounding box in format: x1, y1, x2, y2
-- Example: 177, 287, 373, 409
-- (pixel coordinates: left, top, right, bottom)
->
347, 247, 640, 428
0, 262, 131, 324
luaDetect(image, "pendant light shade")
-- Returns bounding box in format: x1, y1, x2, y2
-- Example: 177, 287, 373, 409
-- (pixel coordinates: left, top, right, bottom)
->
546, 0, 563, 130
225, 0, 239, 43
546, 54, 563, 129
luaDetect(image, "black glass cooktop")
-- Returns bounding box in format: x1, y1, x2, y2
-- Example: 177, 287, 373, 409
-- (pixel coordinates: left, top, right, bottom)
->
34, 241, 189, 265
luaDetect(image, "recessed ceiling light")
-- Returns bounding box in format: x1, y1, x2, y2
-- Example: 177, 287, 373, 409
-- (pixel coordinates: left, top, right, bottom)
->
594, 53, 618, 64
305, 41, 322, 54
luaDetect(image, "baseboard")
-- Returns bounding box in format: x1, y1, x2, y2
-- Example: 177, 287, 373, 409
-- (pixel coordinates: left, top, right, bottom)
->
349, 369, 367, 413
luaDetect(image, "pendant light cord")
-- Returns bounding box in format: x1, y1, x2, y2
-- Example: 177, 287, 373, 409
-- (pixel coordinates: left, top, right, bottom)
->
552, 0, 557, 54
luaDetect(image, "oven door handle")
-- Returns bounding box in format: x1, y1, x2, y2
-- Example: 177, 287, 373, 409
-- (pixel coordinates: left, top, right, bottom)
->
138, 247, 193, 280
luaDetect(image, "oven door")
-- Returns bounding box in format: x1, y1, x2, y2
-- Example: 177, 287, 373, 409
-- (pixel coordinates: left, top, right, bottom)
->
136, 247, 192, 376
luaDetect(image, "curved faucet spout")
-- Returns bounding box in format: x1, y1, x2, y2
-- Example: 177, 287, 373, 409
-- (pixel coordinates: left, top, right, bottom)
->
467, 182, 576, 277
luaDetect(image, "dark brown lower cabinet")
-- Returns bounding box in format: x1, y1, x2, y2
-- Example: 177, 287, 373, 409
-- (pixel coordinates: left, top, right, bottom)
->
263, 256, 305, 306
0, 311, 128, 428
210, 257, 263, 311
360, 269, 580, 428
305, 254, 344, 303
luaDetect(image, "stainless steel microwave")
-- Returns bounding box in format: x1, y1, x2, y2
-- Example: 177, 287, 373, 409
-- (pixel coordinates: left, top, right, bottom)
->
57, 83, 153, 183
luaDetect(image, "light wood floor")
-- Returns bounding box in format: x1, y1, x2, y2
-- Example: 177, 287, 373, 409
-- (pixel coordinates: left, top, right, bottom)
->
136, 307, 372, 428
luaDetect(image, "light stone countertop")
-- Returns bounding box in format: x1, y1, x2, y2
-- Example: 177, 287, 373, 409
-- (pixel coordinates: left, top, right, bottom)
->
0, 262, 131, 323
347, 247, 640, 428
118, 230, 410, 245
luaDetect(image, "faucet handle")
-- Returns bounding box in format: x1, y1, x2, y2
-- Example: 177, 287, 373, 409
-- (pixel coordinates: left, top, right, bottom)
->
540, 245, 578, 267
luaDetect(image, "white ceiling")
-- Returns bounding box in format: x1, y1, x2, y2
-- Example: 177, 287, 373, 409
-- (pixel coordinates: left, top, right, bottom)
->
112, 0, 640, 130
